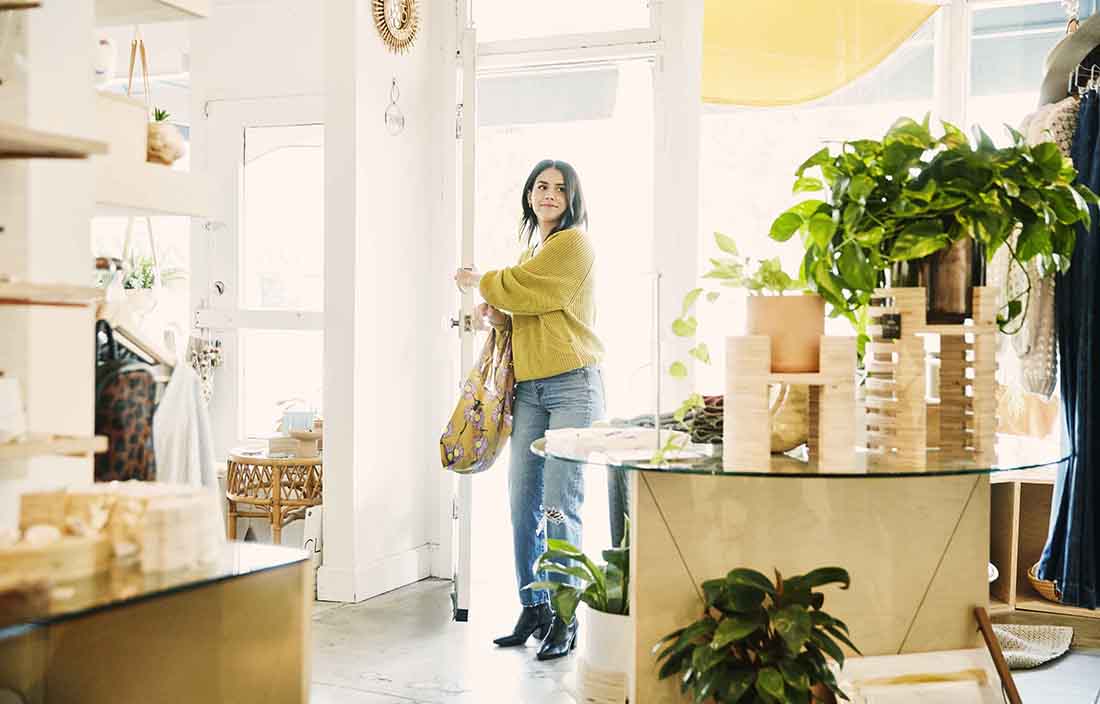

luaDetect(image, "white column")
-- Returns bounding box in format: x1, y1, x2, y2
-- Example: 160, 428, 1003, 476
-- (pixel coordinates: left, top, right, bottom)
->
653, 0, 704, 405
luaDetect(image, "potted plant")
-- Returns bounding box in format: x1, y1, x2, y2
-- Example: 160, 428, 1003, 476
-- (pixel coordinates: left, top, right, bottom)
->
148, 107, 186, 166
653, 566, 857, 704
527, 526, 631, 699
701, 233, 823, 372
770, 115, 1097, 328
120, 255, 185, 319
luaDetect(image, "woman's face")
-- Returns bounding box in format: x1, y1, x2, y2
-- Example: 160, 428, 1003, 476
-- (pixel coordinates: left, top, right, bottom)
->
528, 168, 568, 225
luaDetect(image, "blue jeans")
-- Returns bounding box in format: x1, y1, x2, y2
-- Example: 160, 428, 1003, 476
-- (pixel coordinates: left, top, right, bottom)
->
510, 366, 606, 608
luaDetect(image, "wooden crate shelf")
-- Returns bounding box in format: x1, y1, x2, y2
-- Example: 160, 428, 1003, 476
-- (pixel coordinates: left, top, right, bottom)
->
0, 121, 108, 159
0, 281, 104, 308
0, 1, 41, 9
1015, 596, 1100, 620
95, 0, 208, 25
95, 160, 210, 217
0, 434, 108, 460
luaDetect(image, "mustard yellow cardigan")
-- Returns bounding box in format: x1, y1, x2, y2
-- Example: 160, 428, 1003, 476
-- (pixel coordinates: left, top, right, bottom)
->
479, 228, 604, 382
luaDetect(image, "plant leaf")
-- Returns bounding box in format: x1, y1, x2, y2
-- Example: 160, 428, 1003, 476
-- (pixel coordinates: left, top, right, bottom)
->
726, 670, 756, 703
710, 610, 766, 649
755, 667, 786, 702
779, 660, 812, 692
770, 212, 803, 242
689, 343, 711, 364
692, 642, 726, 673
797, 567, 851, 591
773, 605, 814, 654
726, 568, 777, 595
682, 288, 704, 316
669, 361, 688, 379
794, 176, 825, 194
808, 213, 838, 250
672, 317, 697, 337
715, 232, 740, 255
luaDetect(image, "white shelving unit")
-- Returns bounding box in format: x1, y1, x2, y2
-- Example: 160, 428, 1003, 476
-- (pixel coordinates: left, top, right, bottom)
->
0, 121, 108, 159
95, 0, 208, 26
95, 160, 210, 217
0, 434, 108, 461
0, 281, 104, 308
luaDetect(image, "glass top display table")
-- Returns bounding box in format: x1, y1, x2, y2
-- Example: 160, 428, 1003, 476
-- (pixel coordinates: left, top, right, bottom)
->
534, 437, 1066, 704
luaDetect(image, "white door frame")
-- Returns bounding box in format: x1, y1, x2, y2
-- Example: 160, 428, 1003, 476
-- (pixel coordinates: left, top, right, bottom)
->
194, 94, 325, 458
442, 3, 667, 622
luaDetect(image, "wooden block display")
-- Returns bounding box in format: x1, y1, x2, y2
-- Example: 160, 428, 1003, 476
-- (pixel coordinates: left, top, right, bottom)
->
724, 335, 856, 472
864, 287, 999, 467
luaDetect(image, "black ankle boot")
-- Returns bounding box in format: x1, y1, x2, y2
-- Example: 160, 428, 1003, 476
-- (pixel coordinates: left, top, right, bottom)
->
493, 603, 553, 647
536, 615, 578, 661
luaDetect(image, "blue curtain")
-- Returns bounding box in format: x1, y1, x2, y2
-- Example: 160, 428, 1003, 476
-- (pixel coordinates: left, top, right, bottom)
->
1038, 90, 1100, 609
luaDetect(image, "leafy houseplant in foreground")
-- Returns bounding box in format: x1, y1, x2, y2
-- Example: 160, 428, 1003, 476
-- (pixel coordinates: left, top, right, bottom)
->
525, 522, 630, 622
654, 567, 857, 703
771, 115, 1098, 330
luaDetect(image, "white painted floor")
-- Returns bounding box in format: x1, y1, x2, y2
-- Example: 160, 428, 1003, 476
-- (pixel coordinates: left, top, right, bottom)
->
310, 579, 1100, 704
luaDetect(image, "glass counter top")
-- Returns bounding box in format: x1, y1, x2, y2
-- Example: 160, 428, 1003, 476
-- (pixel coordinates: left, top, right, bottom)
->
531, 435, 1067, 478
0, 542, 307, 641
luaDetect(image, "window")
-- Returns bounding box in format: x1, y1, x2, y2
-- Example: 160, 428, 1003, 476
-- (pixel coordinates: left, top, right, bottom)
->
472, 0, 652, 43
968, 2, 1066, 144
695, 19, 936, 392
239, 330, 323, 437
241, 124, 324, 311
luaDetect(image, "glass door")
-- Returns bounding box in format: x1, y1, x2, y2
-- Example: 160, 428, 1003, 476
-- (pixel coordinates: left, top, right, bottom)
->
197, 97, 325, 477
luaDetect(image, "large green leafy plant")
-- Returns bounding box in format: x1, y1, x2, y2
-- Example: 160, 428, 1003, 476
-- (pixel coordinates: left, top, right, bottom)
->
654, 567, 857, 704
525, 521, 630, 622
770, 115, 1097, 331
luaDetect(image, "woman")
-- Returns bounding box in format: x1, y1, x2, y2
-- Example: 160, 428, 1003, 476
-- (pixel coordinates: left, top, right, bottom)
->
454, 160, 614, 661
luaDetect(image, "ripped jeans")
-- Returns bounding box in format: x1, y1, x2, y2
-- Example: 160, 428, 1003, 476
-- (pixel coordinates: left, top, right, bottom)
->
510, 366, 605, 608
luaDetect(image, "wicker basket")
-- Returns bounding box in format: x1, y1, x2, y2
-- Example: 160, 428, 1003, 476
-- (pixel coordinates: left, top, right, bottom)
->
1027, 562, 1061, 603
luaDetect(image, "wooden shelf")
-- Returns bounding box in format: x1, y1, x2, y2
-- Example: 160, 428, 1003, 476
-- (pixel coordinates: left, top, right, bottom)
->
1016, 596, 1100, 620
0, 121, 108, 159
0, 2, 41, 9
95, 0, 208, 25
95, 160, 209, 217
0, 434, 108, 461
988, 597, 1013, 617
0, 281, 104, 308
991, 466, 1057, 485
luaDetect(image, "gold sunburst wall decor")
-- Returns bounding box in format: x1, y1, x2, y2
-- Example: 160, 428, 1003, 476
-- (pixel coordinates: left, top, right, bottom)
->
373, 0, 420, 54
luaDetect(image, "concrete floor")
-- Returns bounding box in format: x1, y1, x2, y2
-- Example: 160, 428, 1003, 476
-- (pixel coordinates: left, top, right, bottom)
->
310, 579, 1100, 704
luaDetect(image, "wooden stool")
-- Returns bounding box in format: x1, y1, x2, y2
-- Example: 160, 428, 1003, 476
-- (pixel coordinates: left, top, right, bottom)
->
225, 452, 323, 543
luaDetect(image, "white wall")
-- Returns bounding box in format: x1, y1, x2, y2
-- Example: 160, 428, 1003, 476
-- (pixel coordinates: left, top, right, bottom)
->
319, 0, 455, 603
189, 0, 454, 601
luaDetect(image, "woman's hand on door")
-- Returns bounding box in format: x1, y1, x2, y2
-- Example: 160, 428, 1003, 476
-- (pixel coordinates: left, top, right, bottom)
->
454, 267, 482, 292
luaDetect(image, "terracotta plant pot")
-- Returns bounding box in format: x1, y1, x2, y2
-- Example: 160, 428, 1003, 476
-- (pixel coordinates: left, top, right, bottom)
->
746, 294, 825, 373
811, 682, 837, 703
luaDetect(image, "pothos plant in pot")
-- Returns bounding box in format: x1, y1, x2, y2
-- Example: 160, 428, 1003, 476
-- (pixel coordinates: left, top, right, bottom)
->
653, 566, 857, 704
526, 523, 631, 691
656, 234, 814, 462
770, 115, 1098, 332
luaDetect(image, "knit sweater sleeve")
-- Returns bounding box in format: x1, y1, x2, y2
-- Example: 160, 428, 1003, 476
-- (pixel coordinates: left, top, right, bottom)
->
479, 229, 593, 315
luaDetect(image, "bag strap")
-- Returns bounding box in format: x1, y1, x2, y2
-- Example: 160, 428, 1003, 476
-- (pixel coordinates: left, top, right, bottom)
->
96, 319, 118, 363
126, 26, 151, 113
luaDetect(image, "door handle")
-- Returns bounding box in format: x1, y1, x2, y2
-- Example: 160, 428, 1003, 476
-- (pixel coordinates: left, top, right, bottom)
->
449, 314, 474, 333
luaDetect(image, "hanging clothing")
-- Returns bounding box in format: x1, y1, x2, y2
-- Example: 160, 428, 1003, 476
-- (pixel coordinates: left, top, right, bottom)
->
1038, 89, 1100, 609
153, 363, 218, 489
995, 95, 1079, 399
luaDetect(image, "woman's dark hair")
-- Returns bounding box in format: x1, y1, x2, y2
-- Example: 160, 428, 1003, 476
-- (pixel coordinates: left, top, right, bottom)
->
519, 159, 587, 245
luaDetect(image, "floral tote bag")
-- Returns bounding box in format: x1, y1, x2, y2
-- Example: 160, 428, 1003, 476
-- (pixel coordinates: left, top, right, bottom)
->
440, 328, 515, 474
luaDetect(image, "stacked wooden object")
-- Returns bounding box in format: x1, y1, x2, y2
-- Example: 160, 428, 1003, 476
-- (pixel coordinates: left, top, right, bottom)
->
723, 336, 857, 471
2, 482, 223, 584
864, 287, 998, 466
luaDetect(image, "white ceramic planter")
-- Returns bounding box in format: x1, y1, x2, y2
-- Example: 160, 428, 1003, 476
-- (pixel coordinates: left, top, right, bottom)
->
577, 604, 632, 704
96, 91, 147, 163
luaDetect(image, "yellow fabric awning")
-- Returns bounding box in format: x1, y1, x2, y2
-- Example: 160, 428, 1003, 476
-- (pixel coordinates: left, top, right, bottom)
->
703, 0, 938, 107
